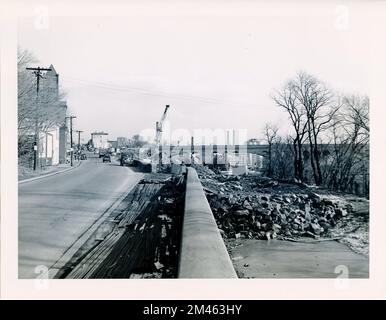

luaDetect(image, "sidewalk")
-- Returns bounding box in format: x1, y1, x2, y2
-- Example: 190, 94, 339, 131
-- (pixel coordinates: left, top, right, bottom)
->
18, 161, 82, 182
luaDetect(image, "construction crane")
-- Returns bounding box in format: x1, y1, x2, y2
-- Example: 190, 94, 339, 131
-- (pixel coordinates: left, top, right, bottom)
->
155, 104, 170, 148
153, 104, 170, 172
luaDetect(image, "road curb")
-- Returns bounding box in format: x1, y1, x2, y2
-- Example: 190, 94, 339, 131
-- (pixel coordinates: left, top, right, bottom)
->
18, 161, 83, 185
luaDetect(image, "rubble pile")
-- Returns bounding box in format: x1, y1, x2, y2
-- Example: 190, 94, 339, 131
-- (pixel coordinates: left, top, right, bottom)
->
329, 199, 369, 256
196, 166, 356, 241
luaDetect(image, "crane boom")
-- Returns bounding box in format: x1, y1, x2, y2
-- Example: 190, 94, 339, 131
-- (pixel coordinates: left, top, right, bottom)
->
160, 105, 169, 126
155, 104, 170, 145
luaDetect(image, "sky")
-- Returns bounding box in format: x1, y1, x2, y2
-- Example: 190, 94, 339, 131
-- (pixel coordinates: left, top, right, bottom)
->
17, 1, 372, 143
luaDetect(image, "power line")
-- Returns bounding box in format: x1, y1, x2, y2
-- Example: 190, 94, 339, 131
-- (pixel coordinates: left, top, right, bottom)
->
61, 75, 266, 109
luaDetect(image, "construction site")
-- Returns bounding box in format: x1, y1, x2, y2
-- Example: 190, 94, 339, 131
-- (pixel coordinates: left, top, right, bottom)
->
8, 2, 382, 302
46, 104, 369, 279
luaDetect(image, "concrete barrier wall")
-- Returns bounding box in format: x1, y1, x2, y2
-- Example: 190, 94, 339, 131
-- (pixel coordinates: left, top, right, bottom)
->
178, 167, 237, 278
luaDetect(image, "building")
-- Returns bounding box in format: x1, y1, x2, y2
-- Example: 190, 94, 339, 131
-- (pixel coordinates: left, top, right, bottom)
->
38, 65, 68, 165
117, 137, 128, 148
91, 132, 109, 149
108, 140, 118, 149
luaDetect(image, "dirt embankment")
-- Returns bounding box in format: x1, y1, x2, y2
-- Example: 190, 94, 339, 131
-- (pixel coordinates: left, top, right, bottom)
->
195, 165, 369, 256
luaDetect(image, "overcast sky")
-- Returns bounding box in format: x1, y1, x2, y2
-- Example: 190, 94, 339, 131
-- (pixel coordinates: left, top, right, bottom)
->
17, 1, 371, 143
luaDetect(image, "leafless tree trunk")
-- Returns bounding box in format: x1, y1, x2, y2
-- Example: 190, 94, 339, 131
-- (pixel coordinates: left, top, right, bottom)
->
18, 47, 67, 167
262, 123, 278, 177
269, 135, 294, 180
272, 71, 368, 195
323, 95, 369, 196
272, 79, 308, 181
292, 71, 340, 185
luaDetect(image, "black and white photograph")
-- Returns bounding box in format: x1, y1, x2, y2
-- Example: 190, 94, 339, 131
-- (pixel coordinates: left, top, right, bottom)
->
1, 0, 386, 300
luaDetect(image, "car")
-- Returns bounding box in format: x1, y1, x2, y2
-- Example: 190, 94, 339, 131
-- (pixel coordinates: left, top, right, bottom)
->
99, 149, 107, 158
103, 154, 111, 162
120, 154, 131, 166
80, 153, 87, 160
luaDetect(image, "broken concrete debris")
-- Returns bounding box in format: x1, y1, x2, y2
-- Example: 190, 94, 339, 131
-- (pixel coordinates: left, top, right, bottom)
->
195, 165, 363, 242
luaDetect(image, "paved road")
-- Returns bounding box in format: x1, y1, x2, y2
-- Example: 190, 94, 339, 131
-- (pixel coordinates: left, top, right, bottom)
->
18, 153, 143, 278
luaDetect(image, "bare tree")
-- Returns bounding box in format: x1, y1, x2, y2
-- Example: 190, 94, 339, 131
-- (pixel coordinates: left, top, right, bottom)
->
343, 95, 369, 136
18, 48, 37, 151
130, 134, 147, 148
271, 135, 294, 180
273, 71, 342, 185
262, 123, 279, 177
323, 95, 369, 196
272, 80, 308, 181
292, 71, 340, 185
18, 47, 67, 167
272, 71, 369, 195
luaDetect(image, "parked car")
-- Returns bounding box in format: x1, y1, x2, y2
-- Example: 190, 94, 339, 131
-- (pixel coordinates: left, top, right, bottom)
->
80, 152, 87, 160
103, 154, 111, 163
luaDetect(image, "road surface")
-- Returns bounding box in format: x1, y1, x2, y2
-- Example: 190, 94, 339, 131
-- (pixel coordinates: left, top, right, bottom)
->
18, 154, 143, 278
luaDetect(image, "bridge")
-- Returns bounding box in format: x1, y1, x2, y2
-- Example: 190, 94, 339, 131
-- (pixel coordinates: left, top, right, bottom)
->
157, 144, 336, 166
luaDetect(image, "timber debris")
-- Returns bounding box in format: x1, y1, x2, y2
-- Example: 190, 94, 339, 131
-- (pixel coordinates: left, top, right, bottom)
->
61, 174, 185, 278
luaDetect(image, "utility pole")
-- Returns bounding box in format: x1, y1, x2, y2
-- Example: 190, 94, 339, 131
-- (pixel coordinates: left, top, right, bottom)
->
66, 115, 77, 166
191, 136, 194, 164
76, 130, 83, 151
26, 66, 52, 171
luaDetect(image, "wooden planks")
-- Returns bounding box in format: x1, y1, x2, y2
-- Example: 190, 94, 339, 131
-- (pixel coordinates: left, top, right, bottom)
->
65, 180, 166, 279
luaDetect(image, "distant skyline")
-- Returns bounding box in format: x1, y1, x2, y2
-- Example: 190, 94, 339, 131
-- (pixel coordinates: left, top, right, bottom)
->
17, 2, 371, 142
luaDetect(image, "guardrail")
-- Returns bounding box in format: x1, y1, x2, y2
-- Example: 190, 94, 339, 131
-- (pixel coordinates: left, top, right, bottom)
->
178, 167, 237, 278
